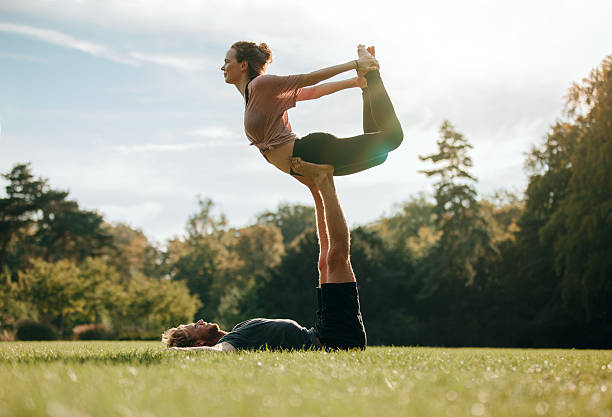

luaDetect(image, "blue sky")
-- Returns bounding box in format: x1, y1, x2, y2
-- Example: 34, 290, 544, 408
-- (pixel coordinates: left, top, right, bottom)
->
1, 0, 611, 244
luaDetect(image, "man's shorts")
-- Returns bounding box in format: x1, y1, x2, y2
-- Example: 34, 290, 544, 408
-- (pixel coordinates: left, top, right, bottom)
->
315, 282, 367, 350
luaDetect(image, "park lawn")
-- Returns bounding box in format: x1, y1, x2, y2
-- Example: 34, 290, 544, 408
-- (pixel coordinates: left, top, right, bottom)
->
0, 342, 611, 417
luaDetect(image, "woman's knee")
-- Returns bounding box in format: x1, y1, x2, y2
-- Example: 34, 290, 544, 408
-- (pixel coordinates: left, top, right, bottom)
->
385, 124, 403, 151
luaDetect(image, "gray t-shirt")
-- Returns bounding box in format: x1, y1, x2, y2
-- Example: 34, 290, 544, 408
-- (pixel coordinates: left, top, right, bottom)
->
218, 318, 318, 351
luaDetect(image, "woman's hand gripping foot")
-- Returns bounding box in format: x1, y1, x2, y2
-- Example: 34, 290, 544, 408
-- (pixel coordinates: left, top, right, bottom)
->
356, 44, 379, 78
356, 45, 378, 87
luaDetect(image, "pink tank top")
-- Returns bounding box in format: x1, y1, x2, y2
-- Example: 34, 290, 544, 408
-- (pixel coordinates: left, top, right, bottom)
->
243, 74, 304, 153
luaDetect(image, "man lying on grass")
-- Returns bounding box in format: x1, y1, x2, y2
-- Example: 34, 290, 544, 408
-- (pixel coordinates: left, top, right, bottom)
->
162, 165, 366, 352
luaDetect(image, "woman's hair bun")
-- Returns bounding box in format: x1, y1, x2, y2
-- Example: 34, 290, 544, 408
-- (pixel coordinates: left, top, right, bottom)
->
258, 42, 273, 62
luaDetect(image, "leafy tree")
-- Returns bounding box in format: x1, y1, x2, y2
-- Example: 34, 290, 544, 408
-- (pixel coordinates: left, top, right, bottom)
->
0, 267, 28, 332
0, 163, 47, 272
115, 274, 201, 332
231, 224, 284, 278
254, 229, 320, 327
30, 195, 112, 264
74, 257, 123, 325
102, 222, 161, 280
418, 120, 497, 286
373, 193, 439, 257
17, 259, 84, 334
0, 163, 112, 273
538, 56, 612, 324
163, 198, 234, 323
216, 224, 285, 326
255, 203, 315, 245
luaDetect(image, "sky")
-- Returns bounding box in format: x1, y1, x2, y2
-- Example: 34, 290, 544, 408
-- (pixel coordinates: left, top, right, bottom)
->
1, 0, 610, 244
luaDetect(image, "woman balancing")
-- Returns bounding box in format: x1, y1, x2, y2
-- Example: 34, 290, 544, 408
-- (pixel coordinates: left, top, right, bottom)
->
221, 42, 403, 178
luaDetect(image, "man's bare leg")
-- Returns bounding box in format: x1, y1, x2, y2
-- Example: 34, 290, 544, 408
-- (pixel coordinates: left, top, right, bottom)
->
311, 177, 355, 284
312, 188, 329, 286
294, 175, 329, 286
292, 158, 355, 283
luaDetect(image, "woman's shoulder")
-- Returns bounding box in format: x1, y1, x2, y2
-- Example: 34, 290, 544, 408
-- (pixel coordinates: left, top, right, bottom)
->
251, 74, 281, 86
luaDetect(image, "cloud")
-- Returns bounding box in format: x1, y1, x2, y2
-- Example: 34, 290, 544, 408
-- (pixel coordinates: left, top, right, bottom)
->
190, 126, 240, 139
0, 52, 48, 63
0, 22, 216, 72
0, 22, 136, 65
128, 52, 210, 72
112, 141, 240, 153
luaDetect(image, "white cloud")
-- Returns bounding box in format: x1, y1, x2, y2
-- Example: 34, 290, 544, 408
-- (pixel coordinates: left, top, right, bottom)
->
0, 22, 217, 72
128, 51, 210, 72
0, 52, 48, 63
0, 22, 136, 65
112, 142, 237, 152
190, 126, 239, 139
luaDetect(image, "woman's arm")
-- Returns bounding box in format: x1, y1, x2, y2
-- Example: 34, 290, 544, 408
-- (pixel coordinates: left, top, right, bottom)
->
299, 55, 377, 87
297, 77, 363, 101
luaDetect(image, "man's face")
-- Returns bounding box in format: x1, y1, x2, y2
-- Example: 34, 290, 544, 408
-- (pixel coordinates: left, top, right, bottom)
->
182, 319, 222, 346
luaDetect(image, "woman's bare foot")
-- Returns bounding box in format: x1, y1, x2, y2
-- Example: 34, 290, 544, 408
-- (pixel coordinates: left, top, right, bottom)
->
356, 44, 379, 76
367, 46, 375, 57
291, 157, 334, 187
357, 44, 373, 59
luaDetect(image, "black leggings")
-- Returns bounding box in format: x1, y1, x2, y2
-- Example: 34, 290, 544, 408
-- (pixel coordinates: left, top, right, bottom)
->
292, 70, 403, 176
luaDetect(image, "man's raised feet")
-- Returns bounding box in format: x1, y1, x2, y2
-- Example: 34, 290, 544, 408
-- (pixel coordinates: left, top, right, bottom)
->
291, 157, 334, 188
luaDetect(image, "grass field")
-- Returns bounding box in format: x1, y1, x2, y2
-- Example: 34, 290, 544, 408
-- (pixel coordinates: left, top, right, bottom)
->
1, 342, 611, 417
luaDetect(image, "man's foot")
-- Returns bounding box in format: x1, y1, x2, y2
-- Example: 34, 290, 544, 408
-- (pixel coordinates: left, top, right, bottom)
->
291, 157, 334, 188
356, 44, 379, 76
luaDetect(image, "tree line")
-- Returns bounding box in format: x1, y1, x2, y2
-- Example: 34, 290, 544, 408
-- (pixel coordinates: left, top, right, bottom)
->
1, 56, 610, 347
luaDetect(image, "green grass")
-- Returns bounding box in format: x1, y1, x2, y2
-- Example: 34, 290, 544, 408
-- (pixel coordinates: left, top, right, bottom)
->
1, 342, 611, 417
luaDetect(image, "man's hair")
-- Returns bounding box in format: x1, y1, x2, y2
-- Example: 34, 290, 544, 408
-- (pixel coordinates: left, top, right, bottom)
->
161, 325, 194, 348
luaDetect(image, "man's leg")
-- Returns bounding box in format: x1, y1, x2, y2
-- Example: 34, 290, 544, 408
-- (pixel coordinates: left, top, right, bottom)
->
291, 161, 354, 284
312, 172, 356, 284
312, 188, 329, 286
293, 163, 366, 349
294, 176, 329, 286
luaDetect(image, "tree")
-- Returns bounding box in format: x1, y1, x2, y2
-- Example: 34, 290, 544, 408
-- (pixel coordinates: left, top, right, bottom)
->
18, 259, 84, 334
163, 198, 235, 324
0, 163, 113, 273
255, 203, 315, 245
102, 222, 161, 280
0, 163, 47, 272
115, 274, 201, 332
418, 120, 497, 286
373, 193, 439, 257
0, 267, 27, 332
538, 56, 612, 325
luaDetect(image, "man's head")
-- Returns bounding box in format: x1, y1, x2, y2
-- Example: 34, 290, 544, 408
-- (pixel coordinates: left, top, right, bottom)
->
162, 319, 226, 348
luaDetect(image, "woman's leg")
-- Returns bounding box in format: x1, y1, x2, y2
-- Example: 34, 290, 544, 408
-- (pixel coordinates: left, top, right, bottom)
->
292, 55, 403, 176
361, 84, 379, 134
363, 69, 403, 150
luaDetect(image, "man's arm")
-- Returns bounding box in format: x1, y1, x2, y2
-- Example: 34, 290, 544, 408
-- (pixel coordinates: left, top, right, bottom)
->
168, 342, 236, 352
297, 77, 363, 102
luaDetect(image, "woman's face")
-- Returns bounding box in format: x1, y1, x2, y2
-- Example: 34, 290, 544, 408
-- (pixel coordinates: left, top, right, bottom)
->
221, 48, 245, 84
